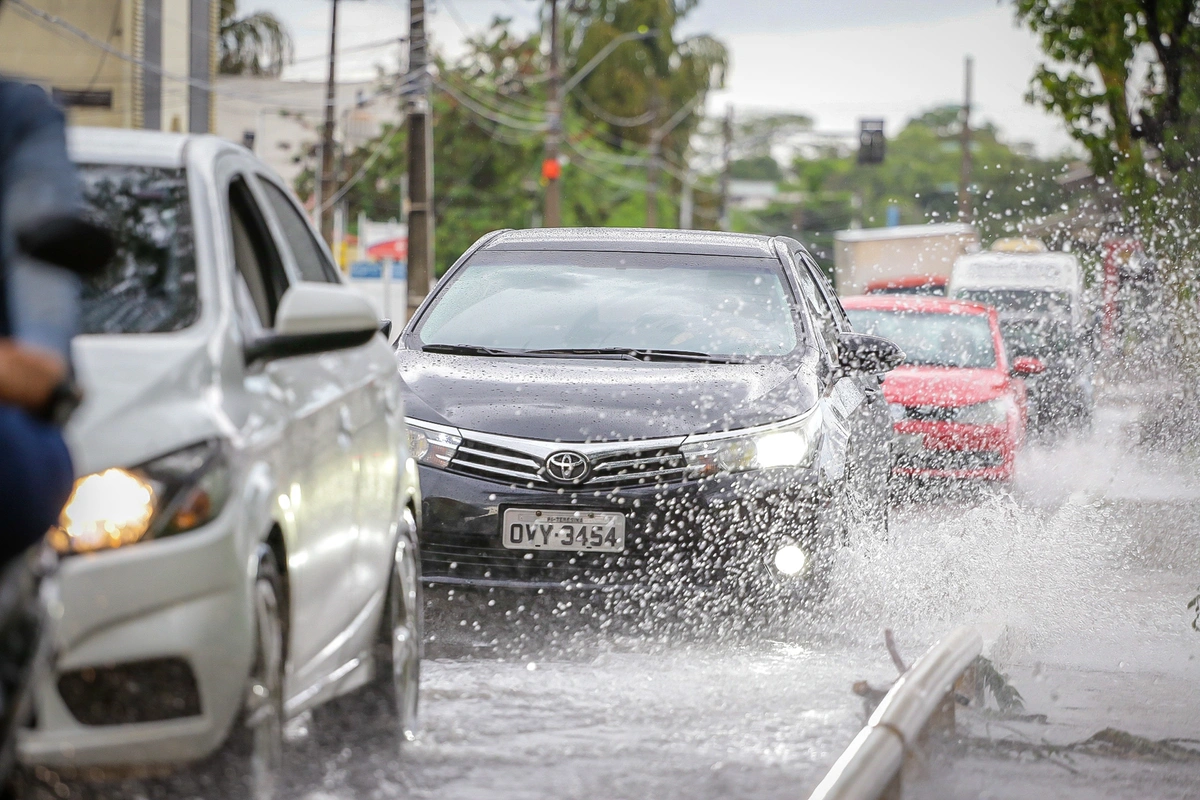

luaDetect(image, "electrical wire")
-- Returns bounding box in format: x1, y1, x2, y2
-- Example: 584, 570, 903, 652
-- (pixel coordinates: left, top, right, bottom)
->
573, 89, 657, 127
433, 77, 549, 131
437, 73, 548, 125
320, 120, 405, 211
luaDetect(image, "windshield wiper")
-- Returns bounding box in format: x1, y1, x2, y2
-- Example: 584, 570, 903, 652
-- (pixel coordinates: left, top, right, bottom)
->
421, 343, 529, 357
525, 347, 737, 363
423, 343, 739, 363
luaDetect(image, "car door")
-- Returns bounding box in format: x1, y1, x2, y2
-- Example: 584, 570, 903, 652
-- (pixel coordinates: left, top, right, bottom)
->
220, 163, 360, 689
252, 174, 400, 631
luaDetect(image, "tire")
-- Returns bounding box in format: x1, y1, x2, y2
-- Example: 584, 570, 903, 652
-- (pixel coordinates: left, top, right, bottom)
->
380, 506, 422, 743
202, 545, 285, 800
310, 506, 422, 749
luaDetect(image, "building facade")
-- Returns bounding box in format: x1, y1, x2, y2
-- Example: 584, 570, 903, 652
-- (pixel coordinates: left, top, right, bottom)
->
0, 0, 217, 132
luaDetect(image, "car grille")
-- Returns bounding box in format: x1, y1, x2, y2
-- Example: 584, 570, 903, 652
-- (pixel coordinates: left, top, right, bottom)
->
895, 449, 1004, 471
903, 405, 957, 422
448, 439, 689, 491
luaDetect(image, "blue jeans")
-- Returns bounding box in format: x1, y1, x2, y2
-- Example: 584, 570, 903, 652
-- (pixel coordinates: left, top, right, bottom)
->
0, 405, 72, 561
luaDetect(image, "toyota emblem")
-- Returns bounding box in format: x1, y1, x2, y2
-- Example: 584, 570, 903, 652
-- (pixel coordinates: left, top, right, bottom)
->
544, 451, 590, 484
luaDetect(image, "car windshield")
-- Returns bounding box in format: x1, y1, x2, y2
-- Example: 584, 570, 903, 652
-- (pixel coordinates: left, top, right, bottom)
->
846, 309, 996, 368
77, 164, 198, 334
999, 317, 1074, 357
415, 251, 801, 358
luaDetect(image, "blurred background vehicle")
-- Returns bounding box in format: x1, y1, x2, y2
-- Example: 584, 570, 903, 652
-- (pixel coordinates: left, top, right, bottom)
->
398, 228, 900, 613
833, 223, 979, 296
863, 275, 948, 296
948, 247, 1094, 430
843, 295, 1040, 485
18, 128, 421, 798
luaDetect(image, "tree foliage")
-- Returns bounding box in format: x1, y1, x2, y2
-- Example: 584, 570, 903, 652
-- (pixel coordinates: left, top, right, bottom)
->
1013, 0, 1200, 206
309, 4, 727, 275
219, 0, 293, 77
734, 107, 1067, 270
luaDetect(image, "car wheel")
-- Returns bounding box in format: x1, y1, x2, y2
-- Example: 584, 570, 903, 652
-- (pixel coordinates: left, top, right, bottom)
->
309, 507, 422, 750
203, 545, 285, 800
381, 506, 422, 743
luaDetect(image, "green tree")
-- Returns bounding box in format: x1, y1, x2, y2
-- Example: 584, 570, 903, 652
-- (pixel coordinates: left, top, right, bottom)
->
567, 1, 727, 164
219, 0, 293, 77
310, 7, 728, 275
730, 156, 782, 182
731, 107, 1067, 272
1013, 0, 1200, 222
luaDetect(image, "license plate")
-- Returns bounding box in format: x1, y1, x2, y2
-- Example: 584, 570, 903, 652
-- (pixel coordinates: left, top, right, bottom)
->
501, 509, 626, 553
895, 432, 926, 455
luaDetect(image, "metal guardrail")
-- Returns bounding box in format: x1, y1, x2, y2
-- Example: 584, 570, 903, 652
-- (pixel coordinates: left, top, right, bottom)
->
807, 625, 984, 800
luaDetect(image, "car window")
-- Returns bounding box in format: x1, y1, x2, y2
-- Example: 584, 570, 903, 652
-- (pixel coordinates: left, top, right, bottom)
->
416, 250, 802, 358
228, 176, 289, 328
845, 308, 997, 368
258, 179, 341, 283
797, 249, 851, 332
77, 164, 198, 334
788, 251, 840, 355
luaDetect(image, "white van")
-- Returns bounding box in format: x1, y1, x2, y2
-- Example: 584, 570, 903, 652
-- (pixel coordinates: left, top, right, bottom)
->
948, 251, 1094, 428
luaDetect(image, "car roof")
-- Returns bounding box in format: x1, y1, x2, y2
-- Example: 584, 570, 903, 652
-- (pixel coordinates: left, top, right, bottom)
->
67, 126, 237, 168
842, 295, 991, 315
481, 227, 781, 258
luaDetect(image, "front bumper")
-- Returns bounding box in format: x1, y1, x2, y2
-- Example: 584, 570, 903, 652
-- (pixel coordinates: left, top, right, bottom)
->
892, 419, 1017, 481
19, 511, 252, 768
418, 463, 823, 593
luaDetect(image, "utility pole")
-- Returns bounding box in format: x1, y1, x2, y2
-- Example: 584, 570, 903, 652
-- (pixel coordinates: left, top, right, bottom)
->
718, 105, 734, 231
958, 55, 973, 223
679, 169, 694, 229
542, 0, 562, 227
645, 92, 662, 228
320, 0, 340, 245
406, 0, 434, 319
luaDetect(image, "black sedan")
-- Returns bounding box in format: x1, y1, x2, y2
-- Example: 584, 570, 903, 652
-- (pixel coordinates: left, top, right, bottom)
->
397, 228, 900, 607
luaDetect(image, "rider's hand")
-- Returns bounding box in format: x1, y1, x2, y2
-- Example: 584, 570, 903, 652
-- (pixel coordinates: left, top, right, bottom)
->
0, 339, 66, 414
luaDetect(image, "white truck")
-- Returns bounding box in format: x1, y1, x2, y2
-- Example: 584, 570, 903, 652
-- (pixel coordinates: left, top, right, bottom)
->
948, 250, 1095, 429
833, 223, 980, 295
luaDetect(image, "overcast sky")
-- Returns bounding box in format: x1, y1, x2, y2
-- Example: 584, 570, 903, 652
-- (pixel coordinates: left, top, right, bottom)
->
241, 0, 1077, 158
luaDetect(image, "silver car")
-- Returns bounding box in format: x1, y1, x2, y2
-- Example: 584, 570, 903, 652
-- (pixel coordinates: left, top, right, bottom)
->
18, 128, 421, 797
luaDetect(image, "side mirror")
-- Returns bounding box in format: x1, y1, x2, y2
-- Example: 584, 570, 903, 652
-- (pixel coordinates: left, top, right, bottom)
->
379, 318, 393, 340
1012, 356, 1045, 376
837, 332, 905, 375
245, 283, 379, 365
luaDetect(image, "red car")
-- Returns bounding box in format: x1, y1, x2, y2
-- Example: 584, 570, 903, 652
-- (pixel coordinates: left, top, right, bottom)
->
863, 274, 948, 296
842, 295, 1043, 482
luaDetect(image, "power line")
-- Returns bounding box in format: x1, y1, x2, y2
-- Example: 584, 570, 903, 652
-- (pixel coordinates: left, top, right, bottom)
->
321, 120, 405, 211
434, 76, 550, 131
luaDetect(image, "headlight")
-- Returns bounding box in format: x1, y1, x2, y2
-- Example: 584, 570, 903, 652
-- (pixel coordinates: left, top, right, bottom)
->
773, 544, 809, 576
405, 419, 461, 469
949, 397, 1011, 426
680, 409, 822, 478
48, 440, 230, 555
888, 402, 907, 422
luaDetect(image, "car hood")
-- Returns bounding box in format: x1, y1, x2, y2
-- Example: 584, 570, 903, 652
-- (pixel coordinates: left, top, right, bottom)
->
882, 365, 1007, 408
395, 349, 821, 441
66, 334, 223, 475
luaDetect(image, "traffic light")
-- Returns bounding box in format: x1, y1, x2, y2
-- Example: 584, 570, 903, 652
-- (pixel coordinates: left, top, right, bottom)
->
858, 119, 886, 165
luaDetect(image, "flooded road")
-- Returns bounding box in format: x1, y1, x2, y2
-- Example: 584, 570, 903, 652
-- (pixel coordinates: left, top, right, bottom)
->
33, 392, 1200, 800
281, 391, 1200, 800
